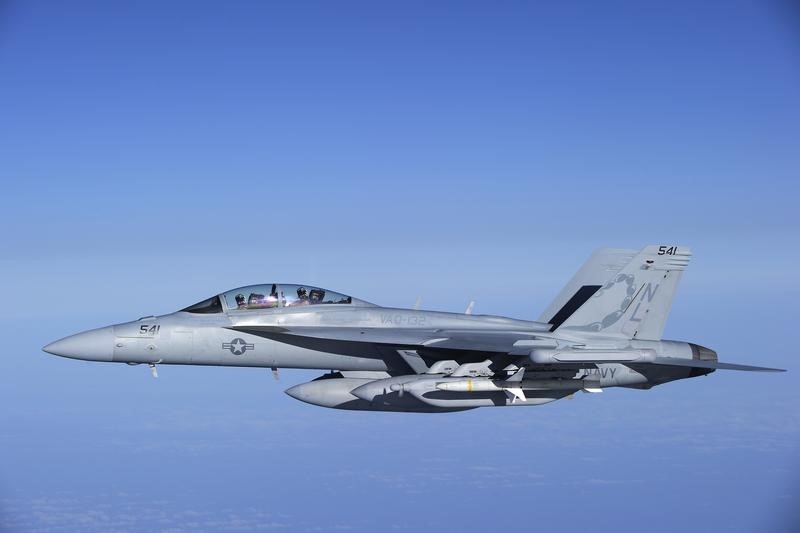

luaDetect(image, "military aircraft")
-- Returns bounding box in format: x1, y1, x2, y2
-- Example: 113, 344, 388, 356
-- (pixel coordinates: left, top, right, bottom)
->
43, 245, 784, 412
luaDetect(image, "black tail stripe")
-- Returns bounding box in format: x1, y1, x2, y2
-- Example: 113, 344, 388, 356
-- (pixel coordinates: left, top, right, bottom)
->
548, 285, 602, 331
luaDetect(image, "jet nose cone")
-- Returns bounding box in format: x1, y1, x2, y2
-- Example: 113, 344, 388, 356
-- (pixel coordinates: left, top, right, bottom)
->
43, 326, 115, 362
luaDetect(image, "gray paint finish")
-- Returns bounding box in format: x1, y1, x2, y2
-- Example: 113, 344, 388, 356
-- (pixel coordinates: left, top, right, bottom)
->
43, 245, 784, 412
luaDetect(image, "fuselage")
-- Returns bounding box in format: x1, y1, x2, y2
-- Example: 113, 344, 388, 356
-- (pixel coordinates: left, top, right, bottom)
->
43, 247, 781, 412
49, 304, 548, 371
45, 294, 704, 393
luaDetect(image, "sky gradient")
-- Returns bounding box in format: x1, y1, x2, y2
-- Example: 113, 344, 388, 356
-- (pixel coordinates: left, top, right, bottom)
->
1, 1, 799, 531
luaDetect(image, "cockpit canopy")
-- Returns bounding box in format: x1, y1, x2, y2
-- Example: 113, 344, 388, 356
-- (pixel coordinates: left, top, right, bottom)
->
181, 284, 371, 314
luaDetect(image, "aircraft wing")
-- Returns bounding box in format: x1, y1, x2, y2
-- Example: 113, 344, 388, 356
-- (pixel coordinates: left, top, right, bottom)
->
228, 326, 545, 354
228, 326, 787, 374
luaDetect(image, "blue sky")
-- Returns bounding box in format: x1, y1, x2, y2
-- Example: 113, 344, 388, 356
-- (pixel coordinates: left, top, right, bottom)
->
1, 1, 799, 531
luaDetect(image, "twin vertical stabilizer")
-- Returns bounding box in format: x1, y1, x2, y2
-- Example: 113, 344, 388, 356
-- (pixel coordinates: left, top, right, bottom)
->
549, 245, 691, 340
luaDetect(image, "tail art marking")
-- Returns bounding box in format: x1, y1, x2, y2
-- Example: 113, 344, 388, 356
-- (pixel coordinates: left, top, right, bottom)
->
555, 245, 691, 340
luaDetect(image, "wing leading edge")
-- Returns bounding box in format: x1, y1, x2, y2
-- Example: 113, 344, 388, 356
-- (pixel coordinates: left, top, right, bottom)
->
229, 325, 549, 353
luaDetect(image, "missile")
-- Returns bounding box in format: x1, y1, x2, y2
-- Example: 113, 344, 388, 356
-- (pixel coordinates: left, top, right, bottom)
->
436, 377, 600, 402
436, 379, 526, 402
350, 375, 589, 409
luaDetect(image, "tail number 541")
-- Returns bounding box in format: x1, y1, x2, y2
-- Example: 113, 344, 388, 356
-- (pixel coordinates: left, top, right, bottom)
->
657, 246, 677, 256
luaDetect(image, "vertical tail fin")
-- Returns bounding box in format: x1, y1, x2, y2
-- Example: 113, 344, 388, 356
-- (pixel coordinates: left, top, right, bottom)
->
555, 245, 691, 340
539, 248, 637, 330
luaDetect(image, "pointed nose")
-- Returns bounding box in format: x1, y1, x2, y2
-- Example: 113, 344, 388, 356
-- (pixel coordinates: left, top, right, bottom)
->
43, 326, 115, 362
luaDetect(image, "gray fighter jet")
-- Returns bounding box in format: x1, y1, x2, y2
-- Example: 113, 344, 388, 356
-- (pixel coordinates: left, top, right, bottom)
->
43, 245, 784, 412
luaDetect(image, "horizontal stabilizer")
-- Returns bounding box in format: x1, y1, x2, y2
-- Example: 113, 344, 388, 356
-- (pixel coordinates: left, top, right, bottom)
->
653, 357, 785, 372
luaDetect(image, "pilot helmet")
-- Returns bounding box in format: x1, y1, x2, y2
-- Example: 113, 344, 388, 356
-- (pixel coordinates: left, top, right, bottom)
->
235, 294, 245, 306
297, 287, 308, 298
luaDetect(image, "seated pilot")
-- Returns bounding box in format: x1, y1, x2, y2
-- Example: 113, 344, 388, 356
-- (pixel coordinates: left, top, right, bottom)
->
235, 294, 246, 309
309, 288, 325, 304
248, 292, 266, 308
290, 287, 310, 306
